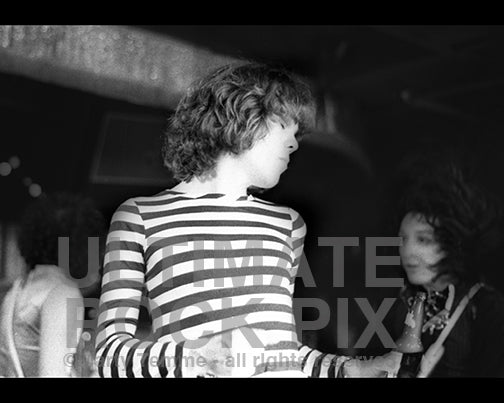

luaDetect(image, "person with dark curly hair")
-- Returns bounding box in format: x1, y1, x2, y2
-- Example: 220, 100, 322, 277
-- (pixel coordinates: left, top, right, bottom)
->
94, 62, 399, 378
386, 151, 504, 377
0, 192, 105, 377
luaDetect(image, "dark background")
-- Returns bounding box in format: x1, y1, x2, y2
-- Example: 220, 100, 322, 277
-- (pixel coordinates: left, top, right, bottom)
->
2, 25, 504, 355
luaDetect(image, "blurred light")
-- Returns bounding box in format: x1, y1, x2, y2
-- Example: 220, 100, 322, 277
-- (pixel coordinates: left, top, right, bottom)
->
8, 155, 21, 169
0, 162, 12, 176
22, 177, 32, 186
0, 25, 237, 110
401, 90, 412, 102
28, 183, 42, 197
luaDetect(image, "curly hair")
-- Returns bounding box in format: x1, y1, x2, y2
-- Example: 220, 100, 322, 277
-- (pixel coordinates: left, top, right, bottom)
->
162, 62, 316, 182
394, 151, 503, 284
17, 192, 106, 280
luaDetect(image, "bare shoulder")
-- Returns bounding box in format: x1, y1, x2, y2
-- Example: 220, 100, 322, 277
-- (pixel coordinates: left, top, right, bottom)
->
44, 281, 83, 309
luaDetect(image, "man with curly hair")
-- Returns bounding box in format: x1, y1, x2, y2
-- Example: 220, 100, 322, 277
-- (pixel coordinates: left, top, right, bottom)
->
94, 62, 398, 378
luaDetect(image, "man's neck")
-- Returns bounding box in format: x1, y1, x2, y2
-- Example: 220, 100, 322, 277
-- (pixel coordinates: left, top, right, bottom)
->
172, 154, 251, 197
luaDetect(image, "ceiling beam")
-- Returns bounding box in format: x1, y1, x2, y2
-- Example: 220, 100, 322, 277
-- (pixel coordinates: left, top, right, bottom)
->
0, 25, 238, 110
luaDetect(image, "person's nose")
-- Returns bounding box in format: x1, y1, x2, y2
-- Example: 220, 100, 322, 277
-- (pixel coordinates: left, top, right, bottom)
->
288, 136, 299, 153
401, 238, 420, 262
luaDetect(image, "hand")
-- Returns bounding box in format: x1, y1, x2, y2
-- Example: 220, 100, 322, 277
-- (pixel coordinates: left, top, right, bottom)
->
183, 332, 234, 378
342, 351, 402, 378
183, 327, 269, 377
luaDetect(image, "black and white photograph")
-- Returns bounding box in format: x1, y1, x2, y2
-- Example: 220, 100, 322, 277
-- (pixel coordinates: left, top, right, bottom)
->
1, 25, 504, 379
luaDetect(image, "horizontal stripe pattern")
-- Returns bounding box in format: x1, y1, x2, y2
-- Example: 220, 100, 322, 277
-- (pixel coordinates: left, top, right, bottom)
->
96, 191, 342, 377
298, 345, 350, 378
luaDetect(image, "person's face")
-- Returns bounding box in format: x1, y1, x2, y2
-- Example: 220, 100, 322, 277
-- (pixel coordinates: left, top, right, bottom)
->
398, 212, 446, 287
240, 120, 299, 189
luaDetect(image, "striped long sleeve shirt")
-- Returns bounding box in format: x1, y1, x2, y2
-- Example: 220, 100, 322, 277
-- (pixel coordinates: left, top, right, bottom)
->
95, 190, 348, 377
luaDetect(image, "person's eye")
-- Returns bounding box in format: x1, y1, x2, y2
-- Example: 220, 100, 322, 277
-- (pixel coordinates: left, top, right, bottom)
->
280, 122, 286, 129
418, 236, 433, 245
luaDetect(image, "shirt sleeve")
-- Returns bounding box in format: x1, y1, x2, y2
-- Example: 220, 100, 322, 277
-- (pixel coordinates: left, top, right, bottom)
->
298, 344, 352, 377
289, 208, 352, 377
94, 198, 183, 378
290, 207, 306, 281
